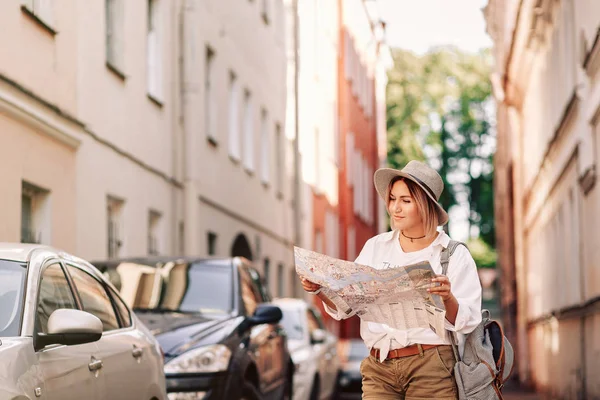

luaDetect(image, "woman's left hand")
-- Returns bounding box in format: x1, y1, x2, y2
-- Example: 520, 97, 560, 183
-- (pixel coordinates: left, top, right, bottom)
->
428, 275, 454, 302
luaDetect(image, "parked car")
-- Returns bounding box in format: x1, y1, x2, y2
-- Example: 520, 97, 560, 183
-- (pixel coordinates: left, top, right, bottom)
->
335, 339, 369, 399
274, 298, 339, 400
92, 256, 294, 400
0, 243, 167, 400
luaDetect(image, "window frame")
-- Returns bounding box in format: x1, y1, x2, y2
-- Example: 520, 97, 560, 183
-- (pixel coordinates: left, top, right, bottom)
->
34, 260, 80, 338
106, 285, 133, 329
64, 263, 122, 332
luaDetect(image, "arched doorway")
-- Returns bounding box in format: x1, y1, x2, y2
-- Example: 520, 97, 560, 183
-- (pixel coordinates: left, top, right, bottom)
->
231, 233, 253, 261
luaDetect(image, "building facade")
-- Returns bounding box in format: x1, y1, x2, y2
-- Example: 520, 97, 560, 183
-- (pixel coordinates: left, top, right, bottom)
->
486, 0, 600, 397
0, 0, 390, 304
0, 0, 296, 297
180, 0, 294, 298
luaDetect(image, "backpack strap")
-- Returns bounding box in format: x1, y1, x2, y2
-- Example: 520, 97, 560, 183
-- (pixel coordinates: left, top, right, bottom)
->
440, 239, 468, 363
440, 239, 467, 276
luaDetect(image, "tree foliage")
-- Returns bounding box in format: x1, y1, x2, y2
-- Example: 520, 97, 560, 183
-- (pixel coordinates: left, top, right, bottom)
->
386, 46, 496, 248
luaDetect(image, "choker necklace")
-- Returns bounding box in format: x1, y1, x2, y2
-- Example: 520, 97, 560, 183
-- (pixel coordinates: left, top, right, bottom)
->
401, 231, 426, 243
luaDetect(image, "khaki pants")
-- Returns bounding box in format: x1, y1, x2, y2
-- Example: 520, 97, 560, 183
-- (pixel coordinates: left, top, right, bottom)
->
360, 345, 458, 400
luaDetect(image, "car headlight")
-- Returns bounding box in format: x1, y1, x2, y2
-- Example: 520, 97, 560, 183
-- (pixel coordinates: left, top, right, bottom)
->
164, 344, 232, 373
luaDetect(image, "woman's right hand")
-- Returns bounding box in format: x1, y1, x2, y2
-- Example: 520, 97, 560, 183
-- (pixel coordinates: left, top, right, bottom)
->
300, 278, 321, 293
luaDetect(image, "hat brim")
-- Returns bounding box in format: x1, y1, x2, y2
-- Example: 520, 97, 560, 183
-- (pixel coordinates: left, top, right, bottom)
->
374, 168, 449, 226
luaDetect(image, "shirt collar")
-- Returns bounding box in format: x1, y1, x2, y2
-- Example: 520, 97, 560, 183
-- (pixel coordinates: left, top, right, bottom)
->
381, 229, 451, 248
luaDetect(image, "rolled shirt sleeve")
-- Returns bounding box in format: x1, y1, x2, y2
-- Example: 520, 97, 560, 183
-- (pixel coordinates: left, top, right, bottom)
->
443, 245, 482, 334
321, 238, 375, 321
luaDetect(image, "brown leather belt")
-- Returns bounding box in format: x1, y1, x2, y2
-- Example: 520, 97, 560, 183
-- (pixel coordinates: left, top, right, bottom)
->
370, 344, 441, 360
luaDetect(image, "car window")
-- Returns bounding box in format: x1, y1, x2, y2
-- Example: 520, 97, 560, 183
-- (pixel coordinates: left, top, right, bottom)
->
0, 260, 26, 336
108, 286, 132, 328
67, 266, 119, 332
247, 267, 270, 302
240, 268, 260, 315
36, 263, 77, 334
279, 307, 304, 340
308, 308, 326, 330
306, 309, 320, 335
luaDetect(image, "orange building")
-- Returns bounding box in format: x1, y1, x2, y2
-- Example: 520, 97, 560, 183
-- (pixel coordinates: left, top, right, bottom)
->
311, 0, 392, 339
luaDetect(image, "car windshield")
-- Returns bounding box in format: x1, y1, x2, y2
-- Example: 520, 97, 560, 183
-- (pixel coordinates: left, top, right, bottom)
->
104, 260, 234, 314
173, 262, 233, 313
279, 307, 304, 340
0, 260, 27, 337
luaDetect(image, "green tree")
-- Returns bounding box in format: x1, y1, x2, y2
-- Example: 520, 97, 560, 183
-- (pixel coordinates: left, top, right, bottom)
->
386, 47, 496, 248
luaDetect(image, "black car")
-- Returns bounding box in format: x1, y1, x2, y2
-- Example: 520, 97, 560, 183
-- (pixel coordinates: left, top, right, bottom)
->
93, 256, 294, 400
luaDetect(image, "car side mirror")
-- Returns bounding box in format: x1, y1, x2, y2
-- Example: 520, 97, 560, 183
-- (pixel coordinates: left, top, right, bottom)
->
310, 328, 327, 344
249, 304, 283, 326
34, 309, 103, 351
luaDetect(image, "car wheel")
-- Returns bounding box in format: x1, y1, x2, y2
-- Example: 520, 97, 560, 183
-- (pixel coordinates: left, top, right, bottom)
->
282, 370, 293, 400
309, 376, 320, 400
240, 380, 262, 400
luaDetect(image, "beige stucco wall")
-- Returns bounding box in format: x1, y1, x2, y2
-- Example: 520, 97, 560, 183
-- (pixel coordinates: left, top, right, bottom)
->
0, 1, 78, 115
0, 112, 77, 252
486, 0, 600, 393
73, 0, 181, 259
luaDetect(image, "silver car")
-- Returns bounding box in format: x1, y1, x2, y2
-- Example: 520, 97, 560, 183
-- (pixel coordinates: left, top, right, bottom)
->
0, 243, 166, 400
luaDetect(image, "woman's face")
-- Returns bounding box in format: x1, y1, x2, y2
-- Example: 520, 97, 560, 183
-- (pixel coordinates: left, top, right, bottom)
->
388, 180, 423, 231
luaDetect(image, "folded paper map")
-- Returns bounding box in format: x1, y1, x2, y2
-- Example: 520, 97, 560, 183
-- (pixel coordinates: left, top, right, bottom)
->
294, 246, 446, 338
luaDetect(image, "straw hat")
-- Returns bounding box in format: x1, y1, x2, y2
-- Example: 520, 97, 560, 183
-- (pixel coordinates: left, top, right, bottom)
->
374, 160, 449, 226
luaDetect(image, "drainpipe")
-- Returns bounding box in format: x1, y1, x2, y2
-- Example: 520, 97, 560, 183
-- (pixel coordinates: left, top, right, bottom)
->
292, 0, 302, 248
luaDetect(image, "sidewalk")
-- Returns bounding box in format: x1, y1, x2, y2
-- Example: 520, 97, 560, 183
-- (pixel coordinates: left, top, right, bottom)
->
502, 381, 541, 400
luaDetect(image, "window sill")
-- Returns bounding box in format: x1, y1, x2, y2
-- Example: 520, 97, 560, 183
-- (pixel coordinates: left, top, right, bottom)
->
244, 168, 255, 177
147, 94, 164, 108
106, 62, 126, 81
21, 6, 57, 36
229, 154, 241, 165
261, 13, 270, 25
276, 192, 283, 201
207, 136, 218, 148
262, 181, 270, 190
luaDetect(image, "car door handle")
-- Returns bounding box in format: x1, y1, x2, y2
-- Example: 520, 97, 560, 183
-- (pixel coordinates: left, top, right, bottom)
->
88, 358, 103, 372
132, 346, 144, 359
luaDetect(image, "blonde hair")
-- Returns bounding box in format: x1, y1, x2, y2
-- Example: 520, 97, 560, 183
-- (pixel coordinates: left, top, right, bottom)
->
387, 176, 440, 237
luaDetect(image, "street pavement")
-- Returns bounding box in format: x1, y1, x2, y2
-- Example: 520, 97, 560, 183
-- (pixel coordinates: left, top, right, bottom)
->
502, 381, 542, 400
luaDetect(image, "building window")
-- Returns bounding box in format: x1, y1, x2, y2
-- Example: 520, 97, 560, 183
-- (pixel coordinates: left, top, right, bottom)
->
346, 132, 354, 187
179, 221, 185, 254
106, 0, 124, 75
148, 210, 161, 255
107, 196, 124, 259
242, 89, 254, 172
314, 128, 321, 191
277, 263, 284, 297
205, 46, 217, 145
228, 71, 241, 161
289, 269, 297, 298
315, 230, 323, 254
21, 182, 50, 244
347, 226, 356, 261
21, 0, 55, 33
207, 231, 217, 256
260, 108, 270, 185
275, 123, 283, 198
263, 258, 270, 289
147, 0, 162, 102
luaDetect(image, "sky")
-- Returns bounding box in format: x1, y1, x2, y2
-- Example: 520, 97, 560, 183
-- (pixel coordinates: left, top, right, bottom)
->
377, 0, 492, 54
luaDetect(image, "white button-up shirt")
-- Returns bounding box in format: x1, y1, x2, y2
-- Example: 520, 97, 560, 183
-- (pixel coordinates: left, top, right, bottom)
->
323, 229, 482, 362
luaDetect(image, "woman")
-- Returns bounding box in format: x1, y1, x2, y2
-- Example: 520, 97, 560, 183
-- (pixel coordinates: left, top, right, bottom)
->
301, 160, 482, 400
